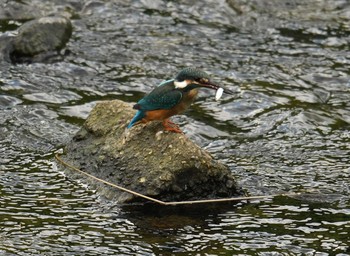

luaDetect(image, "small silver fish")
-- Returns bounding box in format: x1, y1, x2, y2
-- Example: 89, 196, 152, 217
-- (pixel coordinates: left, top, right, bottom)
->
215, 87, 224, 101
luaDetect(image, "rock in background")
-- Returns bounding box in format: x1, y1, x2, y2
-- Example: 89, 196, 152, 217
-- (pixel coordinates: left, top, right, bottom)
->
0, 1, 73, 63
60, 100, 243, 204
10, 16, 72, 63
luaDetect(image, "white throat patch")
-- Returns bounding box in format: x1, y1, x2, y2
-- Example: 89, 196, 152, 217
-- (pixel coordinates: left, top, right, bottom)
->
174, 80, 188, 89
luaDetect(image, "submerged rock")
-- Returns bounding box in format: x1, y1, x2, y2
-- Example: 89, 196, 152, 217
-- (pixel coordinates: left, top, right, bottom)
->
60, 100, 243, 204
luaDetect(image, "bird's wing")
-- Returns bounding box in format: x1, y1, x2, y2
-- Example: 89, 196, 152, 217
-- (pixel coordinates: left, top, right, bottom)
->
137, 85, 182, 111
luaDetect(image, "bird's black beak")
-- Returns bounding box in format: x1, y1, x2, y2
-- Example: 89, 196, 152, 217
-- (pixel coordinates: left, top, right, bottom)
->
198, 81, 234, 95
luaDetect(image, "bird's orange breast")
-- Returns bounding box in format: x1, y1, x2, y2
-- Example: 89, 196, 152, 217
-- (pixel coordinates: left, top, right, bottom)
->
143, 109, 174, 122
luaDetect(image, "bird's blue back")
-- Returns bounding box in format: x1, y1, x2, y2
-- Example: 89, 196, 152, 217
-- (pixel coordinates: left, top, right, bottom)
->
136, 79, 182, 111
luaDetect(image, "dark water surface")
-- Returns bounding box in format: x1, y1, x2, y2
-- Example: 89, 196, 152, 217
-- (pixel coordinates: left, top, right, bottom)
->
1, 0, 350, 255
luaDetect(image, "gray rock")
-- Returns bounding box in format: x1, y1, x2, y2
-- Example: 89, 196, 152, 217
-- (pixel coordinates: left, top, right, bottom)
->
60, 100, 243, 204
11, 16, 72, 60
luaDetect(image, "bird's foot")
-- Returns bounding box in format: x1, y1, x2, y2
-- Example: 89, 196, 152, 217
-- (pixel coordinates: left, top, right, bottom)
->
162, 119, 183, 133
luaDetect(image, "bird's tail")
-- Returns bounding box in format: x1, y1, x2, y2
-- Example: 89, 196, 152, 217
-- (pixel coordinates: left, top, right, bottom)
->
127, 110, 145, 128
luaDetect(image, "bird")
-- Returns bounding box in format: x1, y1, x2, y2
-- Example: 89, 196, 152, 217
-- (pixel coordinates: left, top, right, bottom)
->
127, 67, 233, 133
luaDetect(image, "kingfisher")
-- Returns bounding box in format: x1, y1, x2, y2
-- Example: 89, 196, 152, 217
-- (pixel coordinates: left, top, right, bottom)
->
127, 67, 233, 133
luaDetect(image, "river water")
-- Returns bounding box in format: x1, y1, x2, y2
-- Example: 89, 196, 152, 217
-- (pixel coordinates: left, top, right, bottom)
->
1, 0, 350, 255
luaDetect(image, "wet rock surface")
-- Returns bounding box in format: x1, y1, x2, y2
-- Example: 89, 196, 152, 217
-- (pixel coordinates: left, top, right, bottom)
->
61, 100, 243, 203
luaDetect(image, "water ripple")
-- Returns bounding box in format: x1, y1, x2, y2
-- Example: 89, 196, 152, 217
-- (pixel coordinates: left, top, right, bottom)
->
1, 0, 350, 255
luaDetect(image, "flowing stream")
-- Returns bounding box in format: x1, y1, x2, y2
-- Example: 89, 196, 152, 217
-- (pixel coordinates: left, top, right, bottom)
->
1, 0, 350, 255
